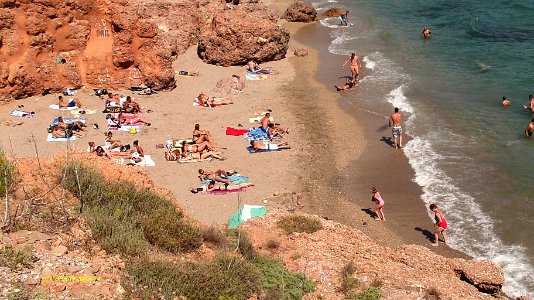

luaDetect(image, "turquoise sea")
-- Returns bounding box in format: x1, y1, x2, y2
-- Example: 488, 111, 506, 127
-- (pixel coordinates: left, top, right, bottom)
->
312, 0, 534, 296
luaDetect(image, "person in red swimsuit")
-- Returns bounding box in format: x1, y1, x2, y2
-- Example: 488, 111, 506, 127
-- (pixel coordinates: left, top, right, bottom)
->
429, 203, 448, 246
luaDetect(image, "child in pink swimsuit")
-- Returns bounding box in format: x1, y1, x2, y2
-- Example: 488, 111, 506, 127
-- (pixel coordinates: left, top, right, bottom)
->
430, 203, 448, 246
371, 187, 386, 221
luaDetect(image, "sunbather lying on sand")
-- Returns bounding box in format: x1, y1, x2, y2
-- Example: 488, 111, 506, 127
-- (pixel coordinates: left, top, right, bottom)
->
250, 141, 290, 152
177, 70, 199, 76
182, 140, 214, 152
247, 60, 273, 74
57, 117, 86, 132
58, 95, 83, 108
105, 93, 120, 107
178, 150, 225, 161
198, 168, 236, 183
117, 113, 151, 126
197, 92, 233, 107
206, 181, 254, 192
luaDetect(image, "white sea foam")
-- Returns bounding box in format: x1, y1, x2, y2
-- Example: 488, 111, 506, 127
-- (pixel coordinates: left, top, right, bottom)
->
362, 56, 376, 70
319, 18, 341, 29
404, 136, 534, 297
386, 85, 414, 114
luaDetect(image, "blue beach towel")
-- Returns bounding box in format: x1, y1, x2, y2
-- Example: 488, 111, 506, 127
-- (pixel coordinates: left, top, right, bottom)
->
51, 118, 88, 126
201, 174, 249, 185
243, 128, 270, 141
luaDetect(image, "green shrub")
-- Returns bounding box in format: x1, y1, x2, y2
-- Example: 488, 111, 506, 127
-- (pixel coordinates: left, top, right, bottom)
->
202, 226, 229, 248
253, 256, 315, 300
277, 215, 323, 235
347, 287, 381, 300
124, 254, 262, 300
237, 232, 257, 260
340, 261, 359, 293
61, 161, 202, 255
0, 150, 15, 196
0, 246, 34, 271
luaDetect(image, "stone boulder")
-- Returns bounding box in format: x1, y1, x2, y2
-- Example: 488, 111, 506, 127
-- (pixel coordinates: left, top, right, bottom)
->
321, 7, 344, 18
449, 259, 505, 295
283, 1, 316, 23
198, 5, 290, 66
213, 75, 245, 95
294, 48, 308, 57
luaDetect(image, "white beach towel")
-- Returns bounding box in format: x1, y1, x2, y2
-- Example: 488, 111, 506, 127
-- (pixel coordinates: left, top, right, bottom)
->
49, 104, 78, 110
47, 134, 77, 142
10, 110, 34, 118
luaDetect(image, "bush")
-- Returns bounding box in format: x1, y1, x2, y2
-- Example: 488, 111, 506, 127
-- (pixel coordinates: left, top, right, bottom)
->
339, 261, 359, 293
253, 256, 315, 300
237, 232, 257, 261
0, 246, 34, 271
347, 287, 381, 300
124, 254, 262, 300
266, 239, 280, 250
0, 150, 15, 197
61, 161, 202, 255
277, 215, 323, 235
202, 226, 229, 248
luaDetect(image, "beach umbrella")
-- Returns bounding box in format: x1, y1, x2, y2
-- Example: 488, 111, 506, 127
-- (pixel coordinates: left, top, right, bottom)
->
228, 205, 268, 229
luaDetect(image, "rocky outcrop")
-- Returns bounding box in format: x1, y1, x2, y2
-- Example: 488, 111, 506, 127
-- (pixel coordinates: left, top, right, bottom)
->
242, 211, 514, 300
197, 4, 290, 66
321, 7, 344, 18
283, 1, 317, 23
213, 75, 245, 96
0, 0, 176, 100
294, 48, 308, 57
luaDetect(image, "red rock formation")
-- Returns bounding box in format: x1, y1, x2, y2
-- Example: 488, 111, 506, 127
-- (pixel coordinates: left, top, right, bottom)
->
197, 4, 290, 66
0, 0, 176, 100
283, 1, 317, 23
294, 48, 308, 57
321, 7, 344, 18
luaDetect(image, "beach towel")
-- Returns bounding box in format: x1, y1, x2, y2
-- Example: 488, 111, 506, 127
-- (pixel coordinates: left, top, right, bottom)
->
106, 118, 142, 132
49, 104, 78, 110
201, 174, 249, 185
102, 107, 126, 113
10, 110, 34, 118
178, 157, 213, 164
207, 187, 247, 195
176, 70, 199, 77
226, 127, 250, 136
247, 146, 287, 153
246, 72, 270, 80
243, 128, 269, 141
47, 133, 77, 142
70, 109, 96, 116
248, 116, 273, 124
51, 118, 88, 126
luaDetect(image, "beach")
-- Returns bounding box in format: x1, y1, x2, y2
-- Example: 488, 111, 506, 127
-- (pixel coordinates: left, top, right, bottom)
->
0, 0, 468, 252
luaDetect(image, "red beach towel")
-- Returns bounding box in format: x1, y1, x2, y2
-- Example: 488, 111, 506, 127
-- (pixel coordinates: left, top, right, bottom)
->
226, 127, 250, 136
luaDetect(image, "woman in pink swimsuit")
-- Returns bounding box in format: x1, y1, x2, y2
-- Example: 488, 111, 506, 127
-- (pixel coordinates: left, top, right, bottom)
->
430, 203, 448, 246
371, 187, 386, 221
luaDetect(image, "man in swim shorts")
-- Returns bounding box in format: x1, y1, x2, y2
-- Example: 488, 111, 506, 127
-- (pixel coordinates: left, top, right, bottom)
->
260, 112, 271, 133
524, 95, 534, 112
525, 119, 534, 137
389, 107, 403, 149
250, 141, 290, 152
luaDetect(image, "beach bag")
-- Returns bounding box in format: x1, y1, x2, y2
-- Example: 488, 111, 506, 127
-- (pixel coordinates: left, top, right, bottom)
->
129, 127, 138, 134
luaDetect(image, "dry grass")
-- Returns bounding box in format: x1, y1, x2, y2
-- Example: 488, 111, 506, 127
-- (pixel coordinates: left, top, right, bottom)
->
277, 215, 323, 235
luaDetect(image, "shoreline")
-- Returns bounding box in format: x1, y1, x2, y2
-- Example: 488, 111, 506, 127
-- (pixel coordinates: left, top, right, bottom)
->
286, 20, 469, 258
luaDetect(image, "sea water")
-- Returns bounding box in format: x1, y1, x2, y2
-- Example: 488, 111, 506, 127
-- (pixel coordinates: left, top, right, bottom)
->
312, 0, 534, 296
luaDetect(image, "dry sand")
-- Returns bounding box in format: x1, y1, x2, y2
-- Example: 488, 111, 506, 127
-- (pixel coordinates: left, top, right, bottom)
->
0, 0, 467, 259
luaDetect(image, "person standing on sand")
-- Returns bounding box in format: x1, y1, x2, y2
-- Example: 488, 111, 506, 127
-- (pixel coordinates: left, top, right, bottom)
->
341, 53, 362, 83
371, 187, 386, 221
389, 107, 403, 149
525, 119, 534, 137
429, 203, 448, 246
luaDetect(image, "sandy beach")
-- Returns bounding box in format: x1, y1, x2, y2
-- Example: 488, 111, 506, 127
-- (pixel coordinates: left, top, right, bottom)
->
0, 0, 466, 261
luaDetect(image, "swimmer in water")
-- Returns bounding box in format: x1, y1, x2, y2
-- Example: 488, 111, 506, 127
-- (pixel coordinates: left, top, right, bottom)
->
523, 95, 534, 112
525, 118, 534, 137
502, 96, 510, 107
422, 27, 431, 39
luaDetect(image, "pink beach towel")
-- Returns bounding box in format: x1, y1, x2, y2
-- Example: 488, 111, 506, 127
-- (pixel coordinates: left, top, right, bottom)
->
207, 188, 247, 195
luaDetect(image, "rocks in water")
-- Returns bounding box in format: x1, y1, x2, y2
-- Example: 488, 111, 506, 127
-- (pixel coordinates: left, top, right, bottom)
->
283, 1, 317, 23
321, 7, 344, 17
198, 5, 290, 66
294, 48, 308, 57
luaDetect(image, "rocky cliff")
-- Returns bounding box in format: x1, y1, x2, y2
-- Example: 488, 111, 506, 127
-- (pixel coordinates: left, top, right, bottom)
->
0, 0, 289, 100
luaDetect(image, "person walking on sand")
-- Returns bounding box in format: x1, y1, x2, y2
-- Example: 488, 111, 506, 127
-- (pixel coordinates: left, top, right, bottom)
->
525, 118, 534, 137
341, 53, 362, 83
389, 107, 403, 149
429, 203, 448, 246
371, 187, 386, 221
